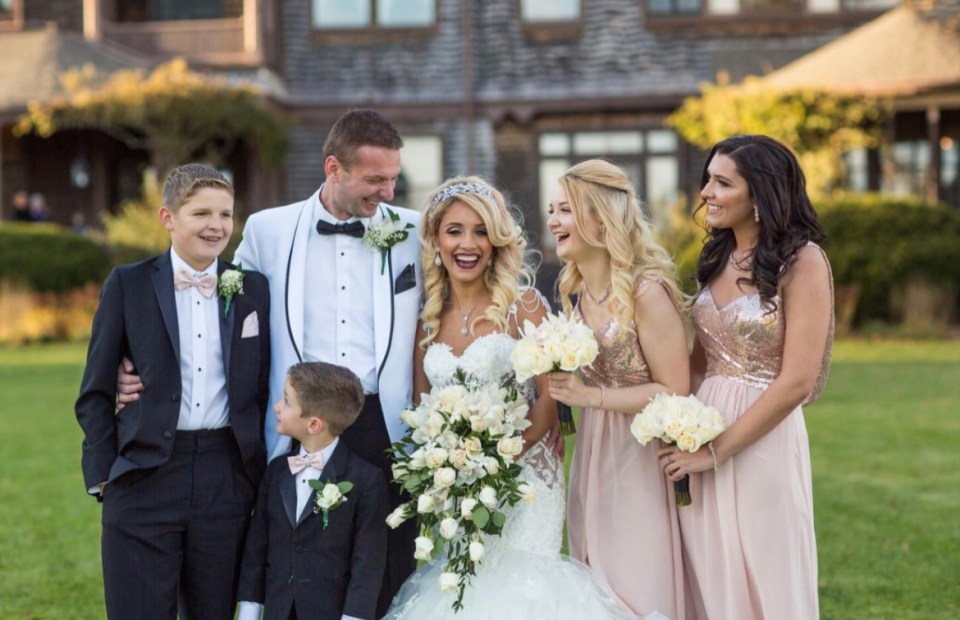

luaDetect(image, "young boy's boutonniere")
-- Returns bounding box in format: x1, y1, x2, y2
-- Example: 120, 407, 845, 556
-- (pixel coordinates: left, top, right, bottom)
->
309, 480, 353, 529
363, 208, 414, 274
218, 263, 244, 317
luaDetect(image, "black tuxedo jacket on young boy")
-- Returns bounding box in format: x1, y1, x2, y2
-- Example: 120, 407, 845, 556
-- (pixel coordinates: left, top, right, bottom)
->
75, 251, 271, 494
238, 443, 390, 620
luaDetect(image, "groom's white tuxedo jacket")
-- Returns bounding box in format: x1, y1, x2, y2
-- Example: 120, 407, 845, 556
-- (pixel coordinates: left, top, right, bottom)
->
235, 188, 422, 459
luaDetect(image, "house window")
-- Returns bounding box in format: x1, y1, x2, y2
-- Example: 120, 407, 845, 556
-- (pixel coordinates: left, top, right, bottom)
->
537, 128, 681, 251
520, 0, 580, 22
116, 0, 238, 22
885, 140, 929, 198
399, 136, 443, 211
0, 0, 12, 18
646, 0, 896, 15
312, 0, 435, 29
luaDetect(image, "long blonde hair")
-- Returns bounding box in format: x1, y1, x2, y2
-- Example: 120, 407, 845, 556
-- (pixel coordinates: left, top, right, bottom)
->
557, 160, 686, 333
419, 176, 534, 348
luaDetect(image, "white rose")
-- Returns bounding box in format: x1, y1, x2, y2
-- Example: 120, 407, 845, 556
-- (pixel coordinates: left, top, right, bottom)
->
469, 415, 487, 433
449, 449, 468, 469
317, 484, 342, 509
438, 572, 459, 592
425, 448, 449, 469
433, 467, 457, 489
517, 482, 536, 503
391, 463, 408, 481
496, 436, 523, 459
417, 494, 436, 514
399, 407, 420, 428
463, 436, 483, 458
386, 506, 408, 529
469, 541, 485, 562
414, 536, 434, 561
439, 517, 459, 540
483, 456, 500, 475
460, 497, 478, 520
478, 486, 498, 509
438, 430, 460, 451
676, 432, 699, 452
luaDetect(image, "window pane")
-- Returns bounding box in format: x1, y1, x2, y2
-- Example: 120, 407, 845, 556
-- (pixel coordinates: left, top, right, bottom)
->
521, 0, 580, 22
400, 136, 443, 211
0, 0, 12, 17
378, 0, 434, 27
573, 132, 643, 156
842, 0, 898, 9
313, 0, 369, 29
706, 0, 739, 15
741, 0, 805, 13
648, 0, 673, 13
645, 156, 678, 217
647, 130, 678, 153
808, 0, 840, 13
842, 148, 869, 192
677, 0, 702, 12
539, 159, 570, 251
539, 133, 571, 156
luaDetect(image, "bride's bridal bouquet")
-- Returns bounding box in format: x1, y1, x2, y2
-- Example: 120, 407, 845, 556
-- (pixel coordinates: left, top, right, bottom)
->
510, 313, 599, 435
630, 393, 726, 506
387, 376, 535, 612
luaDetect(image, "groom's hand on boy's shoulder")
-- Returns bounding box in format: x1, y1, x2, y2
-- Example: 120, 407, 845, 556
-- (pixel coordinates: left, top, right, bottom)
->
394, 263, 417, 294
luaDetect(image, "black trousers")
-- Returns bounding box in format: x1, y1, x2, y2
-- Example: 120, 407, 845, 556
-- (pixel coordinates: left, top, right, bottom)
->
101, 428, 256, 620
339, 394, 417, 617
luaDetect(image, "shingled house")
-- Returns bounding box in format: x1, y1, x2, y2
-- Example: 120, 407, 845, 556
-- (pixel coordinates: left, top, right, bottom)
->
1, 0, 910, 250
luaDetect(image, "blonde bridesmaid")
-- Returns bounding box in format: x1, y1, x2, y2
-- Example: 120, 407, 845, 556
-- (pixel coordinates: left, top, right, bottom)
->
659, 135, 833, 620
546, 160, 689, 619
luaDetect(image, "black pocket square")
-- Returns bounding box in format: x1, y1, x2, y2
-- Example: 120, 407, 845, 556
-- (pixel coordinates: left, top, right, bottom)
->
394, 263, 416, 294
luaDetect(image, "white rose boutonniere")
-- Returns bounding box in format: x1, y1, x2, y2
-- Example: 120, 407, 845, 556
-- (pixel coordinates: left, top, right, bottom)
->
309, 480, 354, 529
363, 207, 414, 274
218, 263, 245, 317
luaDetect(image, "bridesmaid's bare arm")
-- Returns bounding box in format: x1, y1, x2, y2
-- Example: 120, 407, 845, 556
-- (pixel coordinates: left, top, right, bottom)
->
514, 289, 559, 450
549, 280, 689, 413
663, 247, 832, 479
412, 321, 431, 406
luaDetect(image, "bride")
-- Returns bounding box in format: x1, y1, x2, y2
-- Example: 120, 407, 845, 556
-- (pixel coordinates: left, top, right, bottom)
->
384, 177, 647, 620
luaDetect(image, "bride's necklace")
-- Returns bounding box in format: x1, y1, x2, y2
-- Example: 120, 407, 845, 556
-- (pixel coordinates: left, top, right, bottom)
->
452, 296, 481, 336
729, 248, 755, 272
584, 283, 611, 305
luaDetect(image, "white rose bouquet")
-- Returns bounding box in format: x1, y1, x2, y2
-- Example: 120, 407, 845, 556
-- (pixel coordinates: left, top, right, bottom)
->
387, 375, 533, 612
510, 312, 599, 435
629, 393, 726, 506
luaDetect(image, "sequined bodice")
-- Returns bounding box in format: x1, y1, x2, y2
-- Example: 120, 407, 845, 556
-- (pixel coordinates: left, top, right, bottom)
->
693, 289, 785, 390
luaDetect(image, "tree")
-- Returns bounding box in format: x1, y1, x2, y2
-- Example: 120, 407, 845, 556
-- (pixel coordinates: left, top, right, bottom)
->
14, 58, 289, 176
667, 77, 886, 197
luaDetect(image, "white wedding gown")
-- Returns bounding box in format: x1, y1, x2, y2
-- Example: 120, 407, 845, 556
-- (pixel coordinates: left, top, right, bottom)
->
384, 333, 661, 620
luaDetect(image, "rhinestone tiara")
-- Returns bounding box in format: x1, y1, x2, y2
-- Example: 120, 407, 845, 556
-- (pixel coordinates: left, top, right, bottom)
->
430, 182, 495, 208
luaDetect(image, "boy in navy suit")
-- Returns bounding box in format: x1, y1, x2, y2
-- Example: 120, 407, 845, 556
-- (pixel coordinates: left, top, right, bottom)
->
237, 362, 389, 620
75, 164, 271, 620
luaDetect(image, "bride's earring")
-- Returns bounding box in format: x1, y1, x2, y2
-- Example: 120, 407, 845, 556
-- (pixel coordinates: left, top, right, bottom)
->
434, 248, 442, 267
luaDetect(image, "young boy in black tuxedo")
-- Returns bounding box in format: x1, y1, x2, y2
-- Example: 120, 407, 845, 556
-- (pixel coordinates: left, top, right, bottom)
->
75, 164, 271, 620
237, 362, 389, 620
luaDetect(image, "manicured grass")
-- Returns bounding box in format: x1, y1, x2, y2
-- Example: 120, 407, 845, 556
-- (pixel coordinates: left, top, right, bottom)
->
0, 340, 957, 618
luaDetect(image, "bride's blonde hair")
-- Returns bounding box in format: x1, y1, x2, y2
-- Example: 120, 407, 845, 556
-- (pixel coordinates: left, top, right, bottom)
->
419, 176, 535, 349
556, 160, 686, 334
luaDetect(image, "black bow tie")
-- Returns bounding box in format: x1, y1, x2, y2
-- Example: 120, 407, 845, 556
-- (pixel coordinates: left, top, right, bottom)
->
316, 220, 365, 238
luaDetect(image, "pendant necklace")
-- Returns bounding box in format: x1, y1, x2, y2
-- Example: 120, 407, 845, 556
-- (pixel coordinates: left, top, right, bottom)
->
729, 249, 754, 272
584, 283, 611, 305
453, 296, 480, 336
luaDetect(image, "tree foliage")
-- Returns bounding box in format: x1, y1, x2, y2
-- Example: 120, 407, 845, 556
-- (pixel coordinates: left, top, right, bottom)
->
667, 78, 886, 196
14, 58, 289, 175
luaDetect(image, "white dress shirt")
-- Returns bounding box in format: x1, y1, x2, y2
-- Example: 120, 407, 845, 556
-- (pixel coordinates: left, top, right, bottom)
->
303, 195, 378, 394
237, 438, 361, 620
170, 248, 229, 430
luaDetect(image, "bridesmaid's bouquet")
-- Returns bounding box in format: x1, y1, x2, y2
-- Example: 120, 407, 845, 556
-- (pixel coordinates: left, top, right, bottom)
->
510, 313, 599, 435
630, 393, 726, 506
387, 376, 535, 612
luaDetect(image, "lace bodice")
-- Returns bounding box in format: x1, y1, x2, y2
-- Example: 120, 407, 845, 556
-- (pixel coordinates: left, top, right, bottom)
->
422, 333, 564, 558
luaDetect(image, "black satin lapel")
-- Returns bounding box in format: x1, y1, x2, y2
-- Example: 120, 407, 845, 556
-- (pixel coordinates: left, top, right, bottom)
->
217, 263, 235, 379
153, 253, 180, 361
280, 470, 298, 527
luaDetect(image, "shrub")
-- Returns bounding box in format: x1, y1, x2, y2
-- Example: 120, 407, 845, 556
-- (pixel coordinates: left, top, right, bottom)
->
818, 194, 960, 325
0, 223, 109, 292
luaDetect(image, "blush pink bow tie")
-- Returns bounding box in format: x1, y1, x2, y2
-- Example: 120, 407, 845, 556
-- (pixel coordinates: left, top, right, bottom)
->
174, 268, 217, 298
288, 452, 325, 475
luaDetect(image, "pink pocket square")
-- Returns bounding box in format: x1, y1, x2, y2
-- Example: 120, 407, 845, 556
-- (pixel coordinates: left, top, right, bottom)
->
241, 311, 259, 338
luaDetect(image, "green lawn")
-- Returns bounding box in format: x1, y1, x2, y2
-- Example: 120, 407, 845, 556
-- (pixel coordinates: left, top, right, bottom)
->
1, 340, 957, 618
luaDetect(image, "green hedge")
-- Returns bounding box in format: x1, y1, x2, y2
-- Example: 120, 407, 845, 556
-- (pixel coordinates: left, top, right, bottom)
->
818, 194, 960, 324
0, 223, 109, 292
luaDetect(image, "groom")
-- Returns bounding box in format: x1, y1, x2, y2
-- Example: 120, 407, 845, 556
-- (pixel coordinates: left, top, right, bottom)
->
118, 109, 422, 615
235, 109, 422, 614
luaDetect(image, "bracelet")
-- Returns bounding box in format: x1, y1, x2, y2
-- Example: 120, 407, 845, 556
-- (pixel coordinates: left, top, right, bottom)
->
707, 441, 719, 471
598, 385, 605, 409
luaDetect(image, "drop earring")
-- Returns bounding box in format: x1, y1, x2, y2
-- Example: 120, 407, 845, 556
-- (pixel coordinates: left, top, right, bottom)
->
753, 205, 760, 223
434, 248, 442, 267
